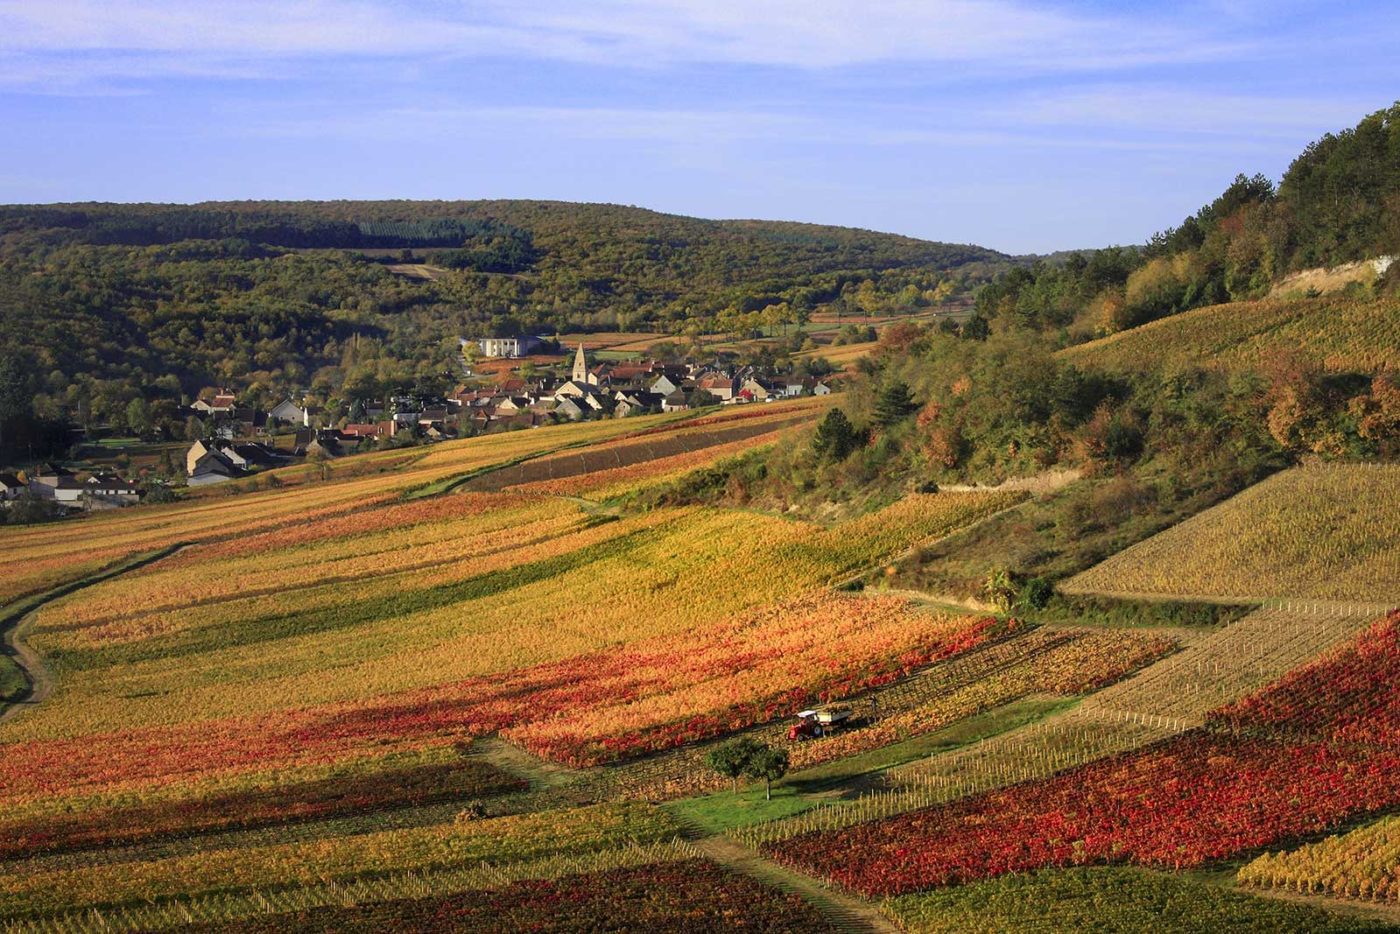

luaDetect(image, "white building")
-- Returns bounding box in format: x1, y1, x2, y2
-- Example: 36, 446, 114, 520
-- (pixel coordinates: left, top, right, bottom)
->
269, 399, 309, 427
476, 336, 541, 358
86, 474, 141, 507
0, 473, 25, 500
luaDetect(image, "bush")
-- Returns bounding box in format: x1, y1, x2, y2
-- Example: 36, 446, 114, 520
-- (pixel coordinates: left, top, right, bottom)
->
983, 569, 1018, 612
455, 800, 490, 822
0, 491, 66, 525
1018, 577, 1054, 611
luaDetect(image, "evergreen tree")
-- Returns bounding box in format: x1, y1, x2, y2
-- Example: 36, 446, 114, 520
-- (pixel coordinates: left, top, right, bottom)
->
812, 408, 859, 460
961, 315, 990, 341
874, 380, 917, 426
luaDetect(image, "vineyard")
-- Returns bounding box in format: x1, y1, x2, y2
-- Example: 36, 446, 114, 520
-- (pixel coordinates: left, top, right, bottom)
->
0, 411, 686, 607
0, 803, 682, 919
555, 622, 1171, 803
776, 625, 1172, 773
736, 603, 1375, 849
761, 611, 1400, 897
1063, 463, 1400, 605
157, 858, 839, 933
0, 808, 746, 931
3, 492, 1016, 764
1058, 292, 1400, 375
797, 339, 882, 368
3, 389, 1399, 930
883, 867, 1389, 933
0, 403, 841, 609
0, 749, 526, 861
1239, 816, 1400, 903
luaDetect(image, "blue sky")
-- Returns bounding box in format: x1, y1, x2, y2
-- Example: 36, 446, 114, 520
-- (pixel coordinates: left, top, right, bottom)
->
0, 1, 1396, 253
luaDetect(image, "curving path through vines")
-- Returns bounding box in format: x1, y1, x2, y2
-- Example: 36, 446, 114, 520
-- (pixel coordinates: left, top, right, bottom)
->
693, 835, 898, 933
0, 544, 189, 724
475, 733, 897, 932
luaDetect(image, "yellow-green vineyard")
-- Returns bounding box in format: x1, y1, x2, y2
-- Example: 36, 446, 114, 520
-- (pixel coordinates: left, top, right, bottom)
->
1059, 293, 1400, 375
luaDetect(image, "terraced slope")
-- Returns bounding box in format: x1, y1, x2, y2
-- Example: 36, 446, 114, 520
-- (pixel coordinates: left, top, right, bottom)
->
736, 604, 1375, 847
1059, 293, 1400, 375
1062, 464, 1400, 606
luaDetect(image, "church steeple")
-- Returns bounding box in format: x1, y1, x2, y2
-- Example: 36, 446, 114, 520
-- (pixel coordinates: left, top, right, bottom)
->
571, 342, 588, 383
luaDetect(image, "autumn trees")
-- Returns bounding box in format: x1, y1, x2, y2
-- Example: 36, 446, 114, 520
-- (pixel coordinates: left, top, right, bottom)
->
972, 104, 1400, 347
1261, 350, 1400, 459
705, 738, 764, 794
705, 737, 791, 800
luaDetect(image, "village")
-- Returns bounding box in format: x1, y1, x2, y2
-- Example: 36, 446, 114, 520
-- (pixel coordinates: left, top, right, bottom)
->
182, 340, 833, 487
0, 340, 835, 511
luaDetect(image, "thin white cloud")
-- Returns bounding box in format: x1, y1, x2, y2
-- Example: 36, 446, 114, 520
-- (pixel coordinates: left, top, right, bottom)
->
0, 1, 506, 56
507, 0, 1237, 70
242, 97, 1338, 158
0, 0, 1240, 80
0, 50, 292, 92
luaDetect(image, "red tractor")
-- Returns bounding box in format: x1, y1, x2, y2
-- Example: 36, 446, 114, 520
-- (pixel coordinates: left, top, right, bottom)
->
788, 704, 853, 741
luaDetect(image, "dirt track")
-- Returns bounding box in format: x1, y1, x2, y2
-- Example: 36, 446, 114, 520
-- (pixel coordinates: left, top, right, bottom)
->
0, 544, 189, 725
0, 609, 50, 725
693, 836, 898, 933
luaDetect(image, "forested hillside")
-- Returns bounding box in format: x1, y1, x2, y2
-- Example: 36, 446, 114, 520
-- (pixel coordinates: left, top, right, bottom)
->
0, 200, 1007, 446
969, 102, 1400, 341
687, 104, 1399, 603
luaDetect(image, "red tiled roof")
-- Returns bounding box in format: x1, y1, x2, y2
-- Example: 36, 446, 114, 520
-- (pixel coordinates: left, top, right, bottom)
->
342, 422, 389, 438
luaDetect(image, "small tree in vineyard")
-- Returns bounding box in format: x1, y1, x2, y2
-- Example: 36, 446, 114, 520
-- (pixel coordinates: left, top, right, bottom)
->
983, 568, 1018, 613
743, 745, 791, 801
705, 737, 763, 793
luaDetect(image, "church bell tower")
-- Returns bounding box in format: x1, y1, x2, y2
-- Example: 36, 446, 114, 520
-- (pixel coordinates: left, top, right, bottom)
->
571, 343, 588, 383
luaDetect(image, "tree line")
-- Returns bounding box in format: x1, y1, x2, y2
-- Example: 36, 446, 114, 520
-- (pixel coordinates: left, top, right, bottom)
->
0, 201, 1012, 460
970, 102, 1400, 342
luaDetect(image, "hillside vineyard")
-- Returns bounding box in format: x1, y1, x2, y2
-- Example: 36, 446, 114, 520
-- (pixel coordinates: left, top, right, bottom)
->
1, 101, 1399, 933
